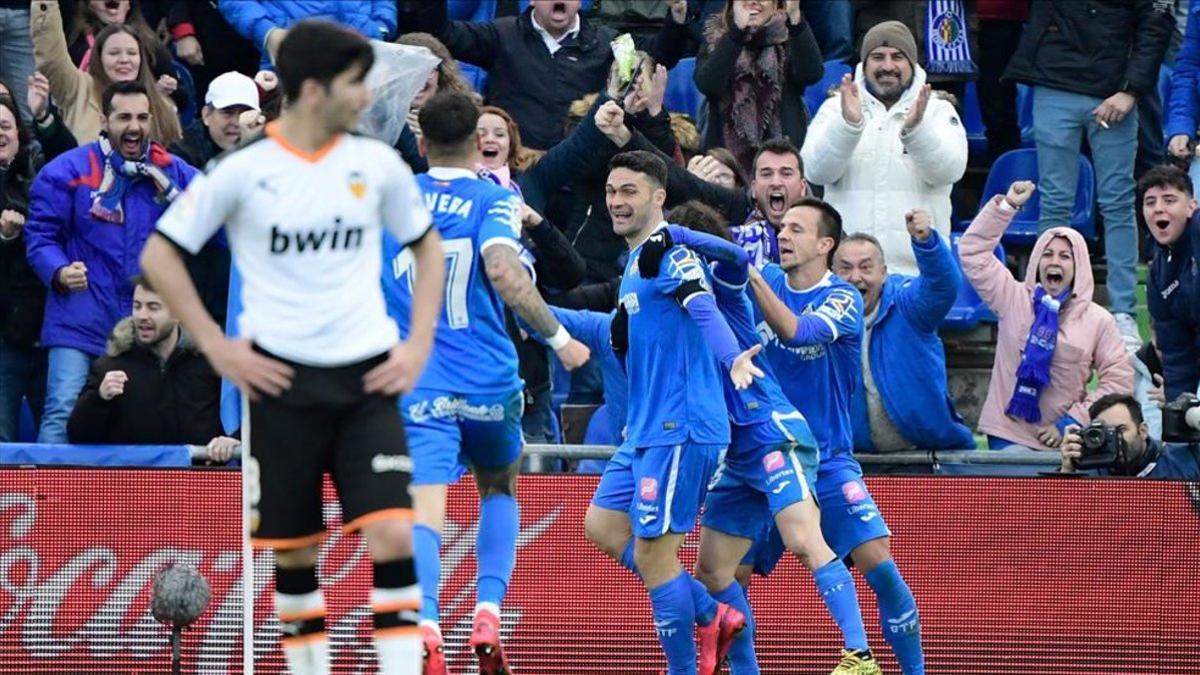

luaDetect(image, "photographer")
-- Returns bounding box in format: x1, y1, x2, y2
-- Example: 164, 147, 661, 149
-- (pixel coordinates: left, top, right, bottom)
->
1060, 394, 1200, 479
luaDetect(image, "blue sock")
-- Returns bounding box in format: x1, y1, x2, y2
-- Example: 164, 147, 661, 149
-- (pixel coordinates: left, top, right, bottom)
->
620, 539, 640, 576
648, 572, 698, 675
476, 494, 519, 607
813, 559, 870, 653
865, 560, 924, 675
714, 582, 759, 675
690, 574, 718, 627
412, 523, 441, 622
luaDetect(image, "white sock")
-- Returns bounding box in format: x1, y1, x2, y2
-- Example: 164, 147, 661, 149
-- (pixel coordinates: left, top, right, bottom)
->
373, 585, 422, 674
276, 589, 328, 675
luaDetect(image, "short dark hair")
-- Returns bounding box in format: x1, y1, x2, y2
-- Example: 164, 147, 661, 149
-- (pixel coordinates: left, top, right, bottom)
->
840, 232, 885, 263
1089, 393, 1144, 427
276, 20, 374, 102
101, 80, 149, 116
666, 201, 730, 241
609, 150, 668, 189
130, 274, 155, 293
752, 138, 804, 176
1138, 164, 1193, 197
419, 91, 479, 152
790, 197, 843, 266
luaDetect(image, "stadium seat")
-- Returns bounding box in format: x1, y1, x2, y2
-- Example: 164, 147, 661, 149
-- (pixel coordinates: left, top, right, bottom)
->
963, 80, 988, 160
1017, 84, 1034, 147
17, 400, 35, 442
970, 148, 1095, 246
664, 57, 702, 118
458, 61, 489, 93
804, 59, 852, 118
942, 233, 1003, 330
448, 0, 497, 22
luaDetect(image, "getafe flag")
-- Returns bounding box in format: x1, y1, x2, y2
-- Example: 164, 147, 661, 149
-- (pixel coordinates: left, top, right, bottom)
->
925, 0, 977, 76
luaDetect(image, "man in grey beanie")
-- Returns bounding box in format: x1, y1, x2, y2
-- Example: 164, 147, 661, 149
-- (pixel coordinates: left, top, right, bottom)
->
800, 19, 967, 279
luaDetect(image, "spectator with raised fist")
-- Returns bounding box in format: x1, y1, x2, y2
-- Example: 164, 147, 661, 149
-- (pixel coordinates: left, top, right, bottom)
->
959, 181, 1133, 451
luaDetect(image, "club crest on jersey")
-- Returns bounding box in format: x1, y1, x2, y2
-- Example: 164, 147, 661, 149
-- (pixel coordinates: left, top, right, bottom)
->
620, 292, 640, 315
842, 481, 867, 504
640, 478, 659, 501
763, 450, 786, 473
348, 171, 367, 199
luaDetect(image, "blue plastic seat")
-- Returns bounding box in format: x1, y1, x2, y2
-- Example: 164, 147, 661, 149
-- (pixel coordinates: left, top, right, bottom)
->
971, 148, 1095, 246
963, 80, 987, 160
458, 61, 489, 93
665, 57, 702, 118
171, 58, 198, 127
804, 59, 852, 118
448, 0, 497, 22
1017, 84, 1034, 148
942, 233, 1003, 330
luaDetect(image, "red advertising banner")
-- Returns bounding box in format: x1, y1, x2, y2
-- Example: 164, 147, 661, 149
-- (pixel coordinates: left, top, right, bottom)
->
0, 468, 1197, 673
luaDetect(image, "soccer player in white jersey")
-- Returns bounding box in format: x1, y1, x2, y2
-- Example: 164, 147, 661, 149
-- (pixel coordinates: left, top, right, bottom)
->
141, 21, 444, 675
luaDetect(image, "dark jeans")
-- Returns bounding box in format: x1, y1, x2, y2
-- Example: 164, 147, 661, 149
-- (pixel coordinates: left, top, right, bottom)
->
1137, 85, 1166, 180
977, 19, 1024, 162
0, 344, 47, 442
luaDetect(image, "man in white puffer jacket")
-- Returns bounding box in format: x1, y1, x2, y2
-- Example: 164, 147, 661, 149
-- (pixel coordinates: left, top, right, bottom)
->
801, 20, 967, 277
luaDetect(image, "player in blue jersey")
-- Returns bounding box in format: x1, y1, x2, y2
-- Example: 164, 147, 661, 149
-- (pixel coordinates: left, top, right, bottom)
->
637, 203, 879, 675
746, 198, 925, 675
382, 92, 591, 675
607, 149, 764, 675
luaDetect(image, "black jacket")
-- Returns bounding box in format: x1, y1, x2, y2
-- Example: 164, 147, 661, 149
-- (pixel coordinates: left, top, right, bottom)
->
0, 150, 46, 349
1148, 216, 1200, 400
434, 6, 691, 149
1003, 0, 1173, 99
169, 121, 232, 329
67, 319, 223, 445
694, 17, 824, 156
170, 119, 221, 170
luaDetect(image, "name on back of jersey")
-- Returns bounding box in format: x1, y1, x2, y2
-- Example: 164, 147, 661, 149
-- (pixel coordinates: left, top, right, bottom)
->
424, 191, 474, 219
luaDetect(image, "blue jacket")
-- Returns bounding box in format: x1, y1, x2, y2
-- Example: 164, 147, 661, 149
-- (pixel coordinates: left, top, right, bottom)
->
218, 0, 396, 67
1091, 439, 1200, 479
24, 142, 197, 356
1147, 216, 1200, 399
1167, 0, 1200, 140
851, 234, 975, 451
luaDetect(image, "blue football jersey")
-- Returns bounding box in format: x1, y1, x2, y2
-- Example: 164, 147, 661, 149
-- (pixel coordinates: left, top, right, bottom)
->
618, 239, 730, 447
382, 167, 522, 394
712, 276, 818, 455
754, 265, 863, 459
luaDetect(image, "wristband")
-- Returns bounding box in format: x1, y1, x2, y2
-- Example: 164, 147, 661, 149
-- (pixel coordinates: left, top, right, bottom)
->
547, 325, 571, 350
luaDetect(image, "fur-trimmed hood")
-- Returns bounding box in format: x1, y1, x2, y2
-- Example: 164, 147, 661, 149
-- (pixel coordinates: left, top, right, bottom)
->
105, 317, 197, 357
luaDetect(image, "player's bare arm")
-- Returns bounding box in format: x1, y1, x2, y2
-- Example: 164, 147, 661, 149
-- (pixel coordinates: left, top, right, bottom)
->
747, 265, 799, 343
140, 234, 294, 401
482, 243, 591, 370
364, 228, 445, 396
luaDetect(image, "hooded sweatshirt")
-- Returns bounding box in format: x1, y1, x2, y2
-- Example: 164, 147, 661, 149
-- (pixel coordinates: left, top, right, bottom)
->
959, 196, 1134, 450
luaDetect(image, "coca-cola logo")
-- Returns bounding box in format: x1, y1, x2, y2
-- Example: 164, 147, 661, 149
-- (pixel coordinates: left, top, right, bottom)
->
0, 489, 561, 673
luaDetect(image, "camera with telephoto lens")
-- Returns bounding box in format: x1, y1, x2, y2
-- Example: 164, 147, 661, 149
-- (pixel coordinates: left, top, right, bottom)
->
1076, 422, 1124, 471
1161, 393, 1200, 444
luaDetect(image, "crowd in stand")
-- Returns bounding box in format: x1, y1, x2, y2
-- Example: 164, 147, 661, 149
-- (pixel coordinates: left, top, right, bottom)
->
0, 0, 1197, 478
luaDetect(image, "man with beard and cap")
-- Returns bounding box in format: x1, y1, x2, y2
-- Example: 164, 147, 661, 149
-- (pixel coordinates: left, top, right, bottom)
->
24, 80, 195, 444
833, 209, 974, 453
66, 275, 238, 461
801, 19, 966, 277
959, 181, 1134, 452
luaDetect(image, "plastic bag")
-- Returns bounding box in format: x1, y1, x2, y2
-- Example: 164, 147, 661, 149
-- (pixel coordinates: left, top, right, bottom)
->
358, 41, 440, 147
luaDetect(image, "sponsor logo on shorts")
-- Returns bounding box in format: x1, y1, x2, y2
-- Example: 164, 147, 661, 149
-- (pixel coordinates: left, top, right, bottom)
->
639, 514, 657, 525
371, 454, 413, 474
771, 481, 791, 495
407, 396, 506, 424
842, 481, 868, 504
653, 618, 677, 637
640, 478, 659, 502
763, 451, 786, 473
859, 511, 879, 523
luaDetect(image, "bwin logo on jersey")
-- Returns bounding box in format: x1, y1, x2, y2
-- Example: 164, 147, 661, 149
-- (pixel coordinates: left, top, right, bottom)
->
270, 222, 364, 254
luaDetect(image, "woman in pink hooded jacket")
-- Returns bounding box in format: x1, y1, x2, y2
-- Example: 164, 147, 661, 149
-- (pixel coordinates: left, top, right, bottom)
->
959, 181, 1135, 451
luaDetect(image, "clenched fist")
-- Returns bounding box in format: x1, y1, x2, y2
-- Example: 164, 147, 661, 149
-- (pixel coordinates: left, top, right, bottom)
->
905, 209, 932, 242
99, 370, 128, 401
1005, 181, 1036, 209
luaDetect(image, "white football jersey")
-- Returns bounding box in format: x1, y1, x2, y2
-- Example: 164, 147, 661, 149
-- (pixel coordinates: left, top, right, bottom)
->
156, 123, 432, 366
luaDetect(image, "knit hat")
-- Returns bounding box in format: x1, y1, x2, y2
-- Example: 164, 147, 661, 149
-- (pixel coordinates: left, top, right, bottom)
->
860, 20, 918, 67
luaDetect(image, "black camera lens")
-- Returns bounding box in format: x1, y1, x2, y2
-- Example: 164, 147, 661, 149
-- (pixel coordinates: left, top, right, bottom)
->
1081, 427, 1105, 450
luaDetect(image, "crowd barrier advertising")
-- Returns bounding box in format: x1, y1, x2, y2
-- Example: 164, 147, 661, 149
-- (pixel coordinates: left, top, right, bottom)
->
0, 468, 1197, 674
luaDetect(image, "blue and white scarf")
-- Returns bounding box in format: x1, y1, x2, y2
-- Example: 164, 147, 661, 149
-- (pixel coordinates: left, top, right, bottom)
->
1006, 286, 1070, 424
90, 134, 181, 224
924, 0, 977, 76
730, 208, 778, 269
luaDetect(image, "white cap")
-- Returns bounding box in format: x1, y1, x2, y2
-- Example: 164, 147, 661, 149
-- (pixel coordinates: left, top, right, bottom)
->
205, 72, 260, 111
